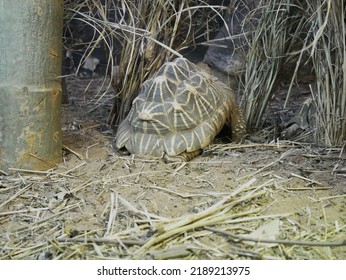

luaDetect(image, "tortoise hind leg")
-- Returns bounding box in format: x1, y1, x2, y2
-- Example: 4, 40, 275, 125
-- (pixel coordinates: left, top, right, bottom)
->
229, 105, 247, 142
163, 150, 202, 163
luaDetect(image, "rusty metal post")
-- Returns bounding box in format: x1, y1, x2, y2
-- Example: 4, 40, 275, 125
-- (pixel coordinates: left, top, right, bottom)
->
0, 0, 64, 172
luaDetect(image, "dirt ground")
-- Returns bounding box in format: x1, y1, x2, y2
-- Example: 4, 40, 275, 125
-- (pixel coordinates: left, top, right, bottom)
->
0, 76, 345, 260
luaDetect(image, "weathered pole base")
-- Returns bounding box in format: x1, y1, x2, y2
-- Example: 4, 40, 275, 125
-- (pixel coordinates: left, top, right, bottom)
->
0, 0, 64, 172
0, 86, 62, 171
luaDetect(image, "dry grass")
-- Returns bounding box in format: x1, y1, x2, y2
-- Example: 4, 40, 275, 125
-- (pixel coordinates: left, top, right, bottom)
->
239, 0, 346, 145
240, 0, 295, 128
63, 1, 229, 126
107, 0, 227, 126
308, 0, 346, 145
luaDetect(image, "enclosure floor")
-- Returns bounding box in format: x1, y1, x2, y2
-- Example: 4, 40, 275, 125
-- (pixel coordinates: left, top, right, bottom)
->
0, 76, 345, 260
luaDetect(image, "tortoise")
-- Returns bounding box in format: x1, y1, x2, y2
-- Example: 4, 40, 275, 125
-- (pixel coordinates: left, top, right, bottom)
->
115, 57, 246, 161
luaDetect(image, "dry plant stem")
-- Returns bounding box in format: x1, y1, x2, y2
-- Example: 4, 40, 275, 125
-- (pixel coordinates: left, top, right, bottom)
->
0, 183, 33, 210
8, 168, 55, 175
7, 168, 75, 179
314, 194, 346, 202
118, 195, 170, 221
14, 203, 82, 232
204, 226, 346, 247
148, 246, 192, 260
289, 172, 323, 186
62, 144, 84, 160
135, 181, 268, 254
136, 203, 264, 255
143, 185, 211, 198
55, 237, 144, 246
0, 207, 50, 216
105, 192, 117, 236
71, 179, 94, 193
163, 177, 257, 231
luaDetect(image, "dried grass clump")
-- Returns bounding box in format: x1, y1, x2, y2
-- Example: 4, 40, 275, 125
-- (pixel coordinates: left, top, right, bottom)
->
239, 0, 346, 145
64, 0, 230, 126
107, 0, 226, 127
240, 0, 309, 129
63, 0, 112, 70
63, 0, 117, 98
307, 0, 346, 145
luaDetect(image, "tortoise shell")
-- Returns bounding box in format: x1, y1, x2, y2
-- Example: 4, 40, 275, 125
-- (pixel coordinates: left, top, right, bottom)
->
115, 57, 245, 158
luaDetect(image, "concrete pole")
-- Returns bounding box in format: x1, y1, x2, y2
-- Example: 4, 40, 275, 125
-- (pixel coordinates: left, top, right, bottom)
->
0, 0, 64, 172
